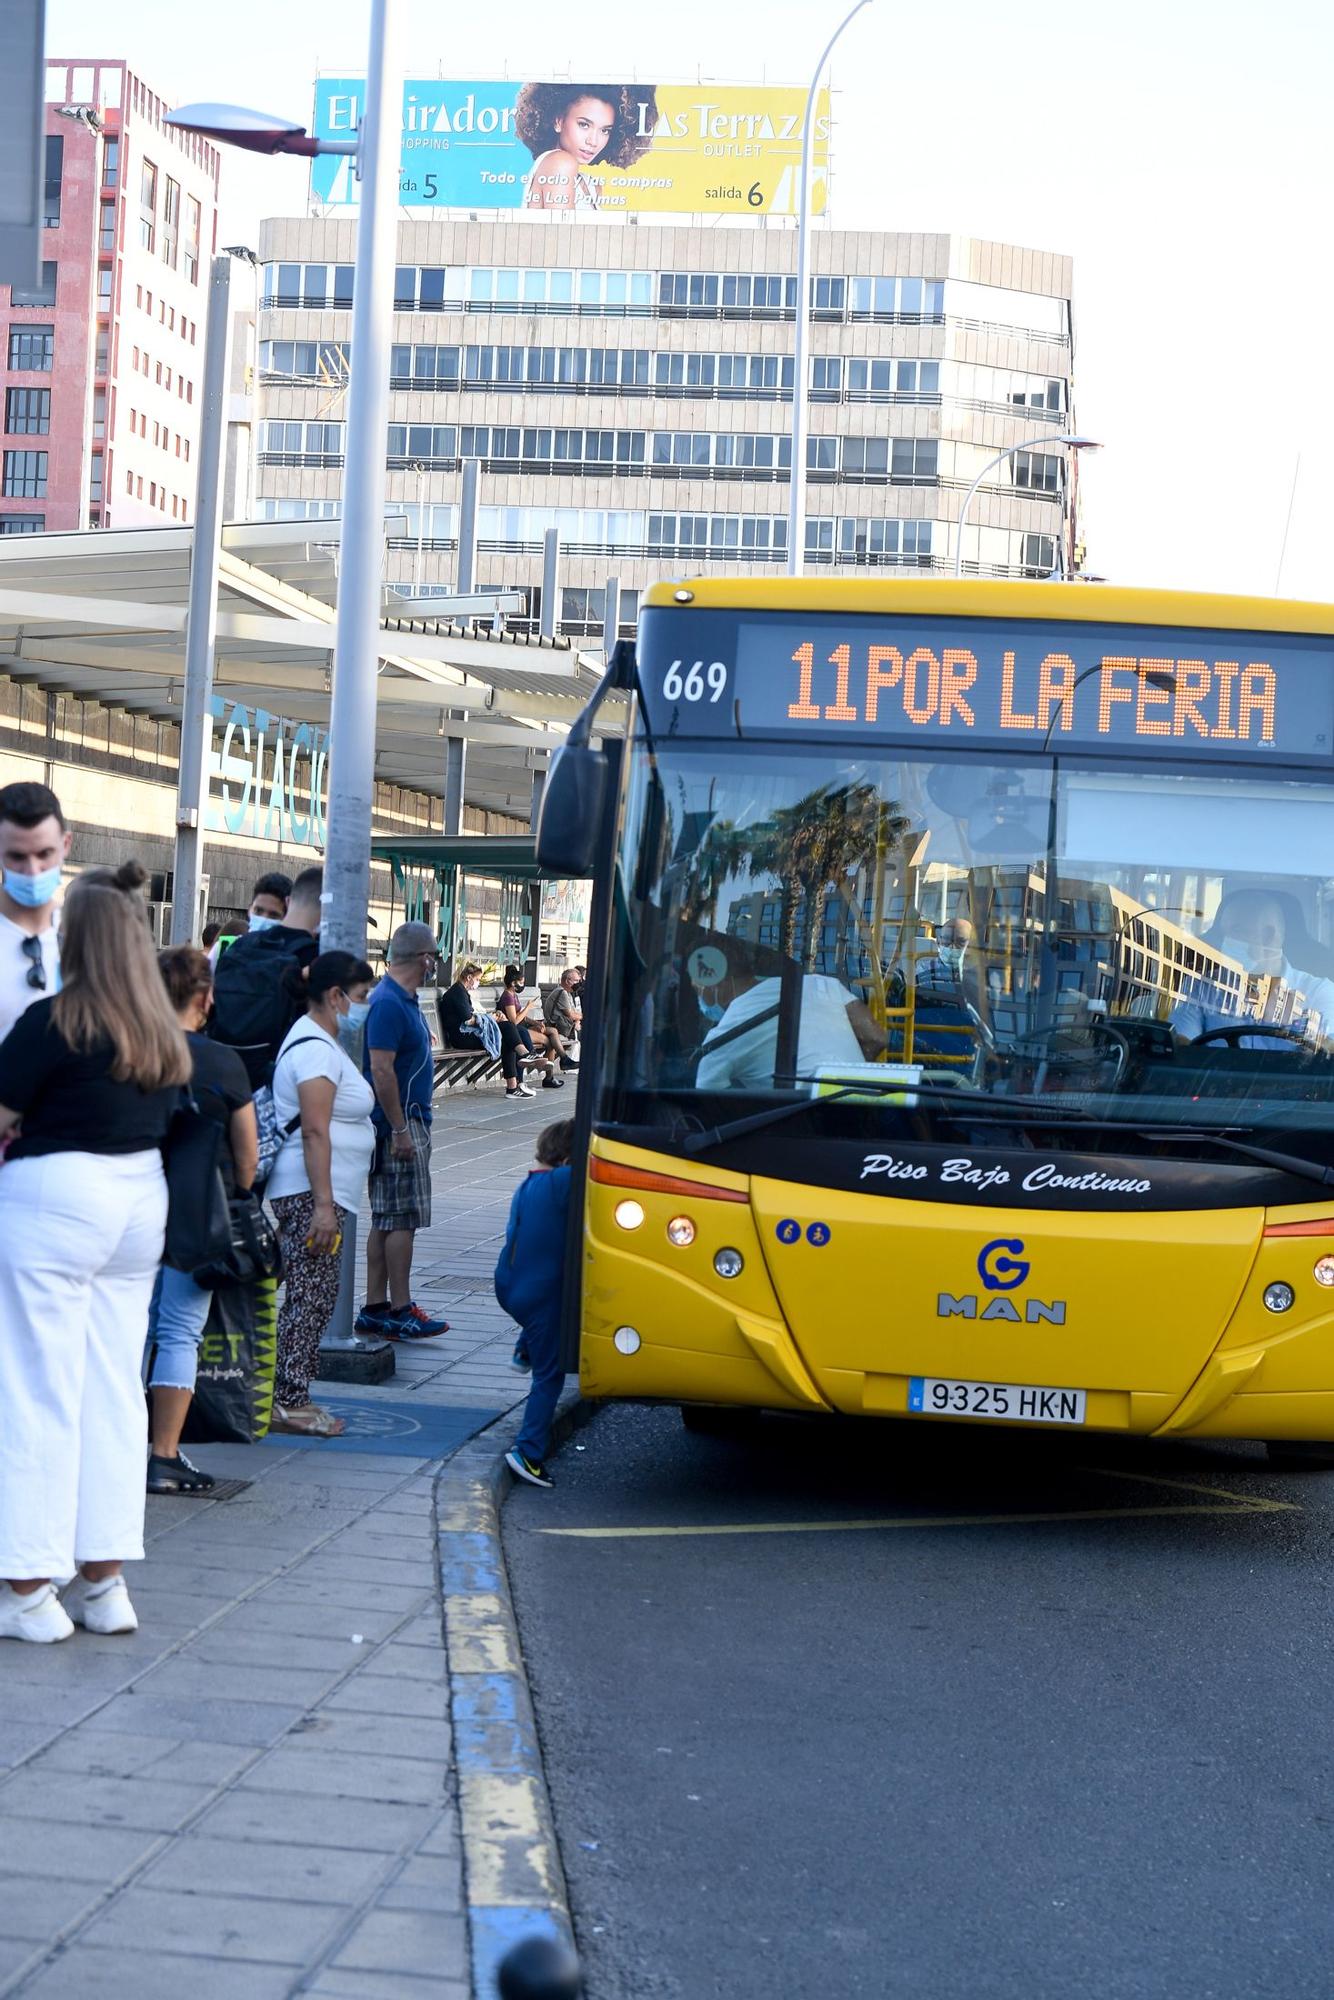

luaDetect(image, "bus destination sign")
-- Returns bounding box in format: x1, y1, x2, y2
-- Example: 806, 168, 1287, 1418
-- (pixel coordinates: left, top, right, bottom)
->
639, 613, 1334, 761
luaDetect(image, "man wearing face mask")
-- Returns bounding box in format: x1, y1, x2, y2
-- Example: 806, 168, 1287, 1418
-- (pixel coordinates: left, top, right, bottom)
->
210, 865, 323, 1088
208, 872, 292, 967
0, 783, 72, 1045
914, 917, 974, 997
1175, 890, 1334, 1046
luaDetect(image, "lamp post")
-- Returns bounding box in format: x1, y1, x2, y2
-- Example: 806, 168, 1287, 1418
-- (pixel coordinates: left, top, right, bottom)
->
786, 0, 874, 578
953, 431, 1100, 579
169, 2, 404, 1384
169, 0, 404, 956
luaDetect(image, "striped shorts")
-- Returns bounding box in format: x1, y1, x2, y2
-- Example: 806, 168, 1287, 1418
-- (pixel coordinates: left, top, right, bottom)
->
368, 1119, 432, 1232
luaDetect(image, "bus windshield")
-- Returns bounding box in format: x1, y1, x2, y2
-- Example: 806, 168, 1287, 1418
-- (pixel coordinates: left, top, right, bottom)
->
600, 736, 1334, 1171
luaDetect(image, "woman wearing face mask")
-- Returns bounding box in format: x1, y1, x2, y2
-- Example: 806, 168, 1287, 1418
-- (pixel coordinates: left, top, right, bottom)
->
1178, 890, 1334, 1044
265, 951, 376, 1436
144, 946, 259, 1493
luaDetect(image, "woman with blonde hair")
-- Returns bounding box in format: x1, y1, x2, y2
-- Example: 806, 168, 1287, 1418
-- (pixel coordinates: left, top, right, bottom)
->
0, 862, 189, 1643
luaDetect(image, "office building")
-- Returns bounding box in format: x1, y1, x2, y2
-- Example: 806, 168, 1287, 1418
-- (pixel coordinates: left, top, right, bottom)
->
255, 219, 1079, 633
0, 59, 221, 538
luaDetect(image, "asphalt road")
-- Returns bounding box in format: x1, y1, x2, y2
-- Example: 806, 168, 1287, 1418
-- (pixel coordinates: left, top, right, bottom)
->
502, 1405, 1334, 2000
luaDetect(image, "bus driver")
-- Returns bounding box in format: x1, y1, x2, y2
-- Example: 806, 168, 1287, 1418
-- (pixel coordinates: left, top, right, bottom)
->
1174, 889, 1334, 1045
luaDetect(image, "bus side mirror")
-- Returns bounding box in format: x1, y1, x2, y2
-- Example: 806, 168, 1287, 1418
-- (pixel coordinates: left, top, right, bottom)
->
535, 640, 634, 878
535, 742, 607, 877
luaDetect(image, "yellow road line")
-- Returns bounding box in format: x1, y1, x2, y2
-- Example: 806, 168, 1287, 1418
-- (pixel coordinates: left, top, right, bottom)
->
1083, 1463, 1297, 1513
537, 1502, 1269, 1540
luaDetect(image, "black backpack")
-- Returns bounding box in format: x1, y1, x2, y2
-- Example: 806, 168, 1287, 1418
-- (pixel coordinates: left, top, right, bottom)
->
209, 927, 314, 1088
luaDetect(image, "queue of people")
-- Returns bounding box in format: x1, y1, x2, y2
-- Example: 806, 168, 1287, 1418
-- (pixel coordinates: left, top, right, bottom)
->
0, 773, 589, 1641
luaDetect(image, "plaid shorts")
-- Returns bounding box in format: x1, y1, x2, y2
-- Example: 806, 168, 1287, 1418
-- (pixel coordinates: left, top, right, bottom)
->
368, 1119, 432, 1232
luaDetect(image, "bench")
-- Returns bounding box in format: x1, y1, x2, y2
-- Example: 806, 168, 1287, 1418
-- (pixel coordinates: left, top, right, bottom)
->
432, 1049, 503, 1093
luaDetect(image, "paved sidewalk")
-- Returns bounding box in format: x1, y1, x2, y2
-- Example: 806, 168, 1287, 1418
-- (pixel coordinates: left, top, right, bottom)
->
0, 1082, 568, 1999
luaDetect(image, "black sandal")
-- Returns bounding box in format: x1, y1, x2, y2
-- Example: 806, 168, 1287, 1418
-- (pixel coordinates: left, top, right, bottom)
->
147, 1451, 216, 1494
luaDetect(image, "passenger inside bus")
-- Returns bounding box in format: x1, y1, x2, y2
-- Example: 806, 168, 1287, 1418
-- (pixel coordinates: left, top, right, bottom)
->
1174, 889, 1334, 1046
692, 947, 885, 1090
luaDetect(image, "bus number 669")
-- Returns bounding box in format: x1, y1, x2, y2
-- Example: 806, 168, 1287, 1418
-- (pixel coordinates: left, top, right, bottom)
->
663, 660, 728, 703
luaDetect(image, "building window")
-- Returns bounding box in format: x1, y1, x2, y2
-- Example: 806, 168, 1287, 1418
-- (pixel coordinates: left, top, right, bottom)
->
0, 514, 45, 534
2, 452, 48, 498
4, 389, 50, 436
891, 438, 939, 484
43, 135, 63, 228
89, 456, 103, 503
95, 327, 109, 375
184, 196, 201, 284
1012, 450, 1061, 493
92, 389, 106, 440
161, 176, 180, 267
99, 202, 117, 253
1022, 532, 1058, 574
12, 262, 57, 307
97, 265, 113, 305
139, 160, 157, 251
126, 470, 133, 494
101, 136, 119, 188
7, 325, 53, 371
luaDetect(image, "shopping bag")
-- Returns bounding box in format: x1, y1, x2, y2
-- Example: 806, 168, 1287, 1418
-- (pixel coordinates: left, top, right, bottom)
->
181, 1275, 279, 1444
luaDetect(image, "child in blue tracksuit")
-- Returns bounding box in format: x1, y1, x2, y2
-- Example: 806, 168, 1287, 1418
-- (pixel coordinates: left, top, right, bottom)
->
497, 1120, 575, 1489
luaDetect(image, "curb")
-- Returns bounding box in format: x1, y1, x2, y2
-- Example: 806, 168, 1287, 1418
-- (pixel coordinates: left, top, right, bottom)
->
435, 1388, 595, 1999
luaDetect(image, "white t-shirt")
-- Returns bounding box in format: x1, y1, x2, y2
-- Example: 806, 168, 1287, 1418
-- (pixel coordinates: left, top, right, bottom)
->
265, 1018, 376, 1210
0, 913, 59, 1046
696, 974, 864, 1090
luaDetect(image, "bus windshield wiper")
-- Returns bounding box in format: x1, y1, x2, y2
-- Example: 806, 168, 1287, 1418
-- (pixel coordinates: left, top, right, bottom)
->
682, 1081, 1096, 1155
1143, 1128, 1334, 1189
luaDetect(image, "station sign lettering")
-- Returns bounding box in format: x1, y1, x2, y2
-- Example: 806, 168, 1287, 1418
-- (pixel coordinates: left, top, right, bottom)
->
205, 698, 329, 849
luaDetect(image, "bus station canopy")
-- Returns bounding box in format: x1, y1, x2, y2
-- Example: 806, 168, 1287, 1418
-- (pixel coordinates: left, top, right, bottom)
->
369, 832, 566, 880
0, 520, 603, 818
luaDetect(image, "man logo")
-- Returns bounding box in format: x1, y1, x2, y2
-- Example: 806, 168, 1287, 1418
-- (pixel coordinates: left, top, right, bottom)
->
978, 1238, 1030, 1291
937, 1238, 1066, 1325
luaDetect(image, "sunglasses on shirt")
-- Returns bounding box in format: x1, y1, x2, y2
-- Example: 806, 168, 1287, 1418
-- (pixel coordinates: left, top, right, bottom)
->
20, 935, 46, 990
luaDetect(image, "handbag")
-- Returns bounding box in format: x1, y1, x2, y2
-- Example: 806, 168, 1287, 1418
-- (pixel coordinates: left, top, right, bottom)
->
162, 1090, 233, 1275
191, 1189, 285, 1290
252, 1033, 327, 1188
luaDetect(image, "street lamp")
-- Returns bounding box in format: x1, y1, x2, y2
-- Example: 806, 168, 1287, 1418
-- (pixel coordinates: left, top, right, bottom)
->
953, 431, 1100, 580
786, 0, 875, 578
169, 0, 404, 956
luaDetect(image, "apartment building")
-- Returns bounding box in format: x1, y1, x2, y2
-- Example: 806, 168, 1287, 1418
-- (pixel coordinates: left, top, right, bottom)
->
255, 218, 1078, 636
0, 59, 221, 537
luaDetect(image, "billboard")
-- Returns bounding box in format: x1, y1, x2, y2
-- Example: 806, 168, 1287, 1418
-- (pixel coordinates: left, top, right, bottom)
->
311, 79, 829, 218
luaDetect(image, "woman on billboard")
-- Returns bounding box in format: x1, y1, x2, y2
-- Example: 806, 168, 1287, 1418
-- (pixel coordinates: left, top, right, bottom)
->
517, 83, 658, 211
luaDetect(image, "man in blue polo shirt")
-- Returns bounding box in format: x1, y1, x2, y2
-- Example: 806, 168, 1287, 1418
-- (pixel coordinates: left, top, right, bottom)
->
357, 922, 450, 1341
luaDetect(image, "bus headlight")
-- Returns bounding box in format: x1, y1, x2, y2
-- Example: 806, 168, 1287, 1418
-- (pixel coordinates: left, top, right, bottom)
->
614, 1199, 645, 1231
713, 1248, 744, 1280
667, 1215, 696, 1246
1263, 1282, 1296, 1314
1314, 1257, 1334, 1288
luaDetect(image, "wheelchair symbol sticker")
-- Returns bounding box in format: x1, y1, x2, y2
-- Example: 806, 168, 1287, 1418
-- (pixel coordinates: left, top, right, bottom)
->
806, 1222, 832, 1247
775, 1219, 801, 1244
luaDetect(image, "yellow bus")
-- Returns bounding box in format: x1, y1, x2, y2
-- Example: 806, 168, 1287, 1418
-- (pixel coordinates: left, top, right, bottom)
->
537, 579, 1334, 1450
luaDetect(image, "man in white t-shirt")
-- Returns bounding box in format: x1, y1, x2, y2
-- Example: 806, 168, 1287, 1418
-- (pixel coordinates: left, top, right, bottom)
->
0, 782, 71, 1045
695, 962, 874, 1091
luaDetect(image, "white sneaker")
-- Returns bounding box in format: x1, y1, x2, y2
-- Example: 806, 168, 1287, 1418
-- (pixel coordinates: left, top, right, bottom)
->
516, 1079, 537, 1097
63, 1574, 138, 1635
0, 1580, 75, 1643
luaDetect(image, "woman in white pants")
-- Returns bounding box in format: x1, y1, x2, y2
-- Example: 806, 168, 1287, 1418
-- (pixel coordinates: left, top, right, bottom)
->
0, 862, 189, 1643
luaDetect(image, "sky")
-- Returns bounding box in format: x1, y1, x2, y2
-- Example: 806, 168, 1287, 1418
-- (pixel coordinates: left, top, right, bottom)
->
47, 0, 1334, 601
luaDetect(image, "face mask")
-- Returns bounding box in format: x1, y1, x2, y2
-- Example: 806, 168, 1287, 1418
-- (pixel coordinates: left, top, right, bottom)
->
699, 997, 725, 1025
341, 999, 371, 1030
1219, 935, 1281, 976
4, 864, 61, 909
247, 913, 280, 934
938, 944, 965, 972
